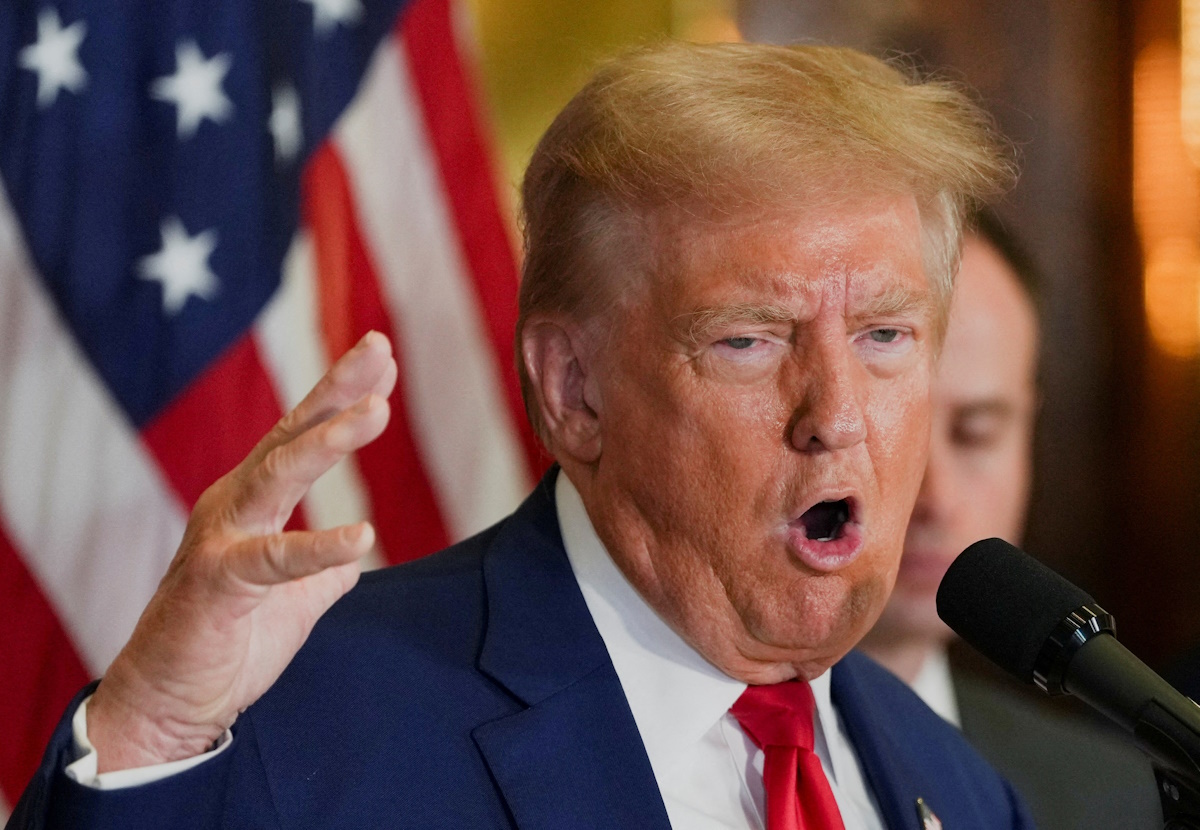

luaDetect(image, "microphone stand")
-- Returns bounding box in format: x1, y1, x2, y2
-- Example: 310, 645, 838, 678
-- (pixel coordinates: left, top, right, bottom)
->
1028, 605, 1200, 829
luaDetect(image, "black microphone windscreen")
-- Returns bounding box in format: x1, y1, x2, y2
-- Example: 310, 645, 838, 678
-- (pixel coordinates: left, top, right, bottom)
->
936, 537, 1096, 683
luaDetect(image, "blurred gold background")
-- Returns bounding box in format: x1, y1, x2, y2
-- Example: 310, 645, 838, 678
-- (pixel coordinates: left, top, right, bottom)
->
465, 0, 738, 202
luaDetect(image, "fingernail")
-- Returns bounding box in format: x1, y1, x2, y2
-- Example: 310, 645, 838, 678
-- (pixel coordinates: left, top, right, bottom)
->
350, 521, 376, 547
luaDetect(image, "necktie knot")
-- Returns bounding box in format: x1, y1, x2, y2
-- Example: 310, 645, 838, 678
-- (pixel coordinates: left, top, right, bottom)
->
729, 680, 845, 830
730, 679, 817, 751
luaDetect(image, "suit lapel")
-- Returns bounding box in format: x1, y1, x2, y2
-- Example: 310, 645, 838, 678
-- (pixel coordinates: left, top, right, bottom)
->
472, 470, 672, 830
832, 654, 923, 830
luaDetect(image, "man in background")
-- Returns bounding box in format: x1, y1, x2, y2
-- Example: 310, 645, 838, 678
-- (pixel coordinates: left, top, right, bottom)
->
860, 215, 1162, 828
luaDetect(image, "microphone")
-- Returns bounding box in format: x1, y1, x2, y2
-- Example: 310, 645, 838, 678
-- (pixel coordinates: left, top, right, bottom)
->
936, 537, 1200, 788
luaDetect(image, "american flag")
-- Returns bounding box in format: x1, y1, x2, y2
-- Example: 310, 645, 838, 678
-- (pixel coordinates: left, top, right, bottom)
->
0, 0, 542, 816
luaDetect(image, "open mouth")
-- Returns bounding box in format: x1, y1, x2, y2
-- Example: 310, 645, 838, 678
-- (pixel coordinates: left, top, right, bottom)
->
787, 496, 863, 572
797, 499, 852, 542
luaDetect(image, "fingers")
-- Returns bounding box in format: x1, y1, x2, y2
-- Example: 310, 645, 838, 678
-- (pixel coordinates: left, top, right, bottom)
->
86, 338, 395, 772
234, 391, 390, 531
214, 332, 394, 530
251, 331, 398, 468
227, 523, 375, 586
368, 350, 399, 399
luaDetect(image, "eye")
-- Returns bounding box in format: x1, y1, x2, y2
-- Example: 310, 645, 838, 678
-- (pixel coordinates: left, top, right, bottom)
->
951, 411, 1009, 450
855, 325, 917, 374
857, 326, 913, 351
707, 333, 785, 372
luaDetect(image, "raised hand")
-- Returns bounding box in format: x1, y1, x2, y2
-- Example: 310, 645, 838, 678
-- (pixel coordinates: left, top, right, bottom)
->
86, 331, 398, 772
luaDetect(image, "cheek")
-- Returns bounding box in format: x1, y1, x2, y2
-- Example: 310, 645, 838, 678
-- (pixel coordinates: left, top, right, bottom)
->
598, 373, 777, 531
860, 377, 932, 591
968, 445, 1032, 540
867, 376, 932, 499
616, 367, 790, 471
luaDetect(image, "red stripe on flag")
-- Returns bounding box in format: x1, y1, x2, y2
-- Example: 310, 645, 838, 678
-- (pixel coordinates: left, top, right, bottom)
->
0, 520, 90, 804
141, 336, 307, 530
302, 142, 451, 563
399, 0, 548, 479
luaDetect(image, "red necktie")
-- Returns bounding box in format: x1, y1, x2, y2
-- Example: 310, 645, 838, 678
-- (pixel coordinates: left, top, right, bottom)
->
730, 681, 847, 830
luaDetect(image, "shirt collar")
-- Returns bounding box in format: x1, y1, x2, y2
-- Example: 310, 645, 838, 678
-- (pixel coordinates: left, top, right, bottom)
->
910, 647, 961, 726
555, 472, 837, 773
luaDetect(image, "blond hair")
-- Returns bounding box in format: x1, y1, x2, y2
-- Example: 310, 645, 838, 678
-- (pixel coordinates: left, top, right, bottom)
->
517, 40, 1015, 441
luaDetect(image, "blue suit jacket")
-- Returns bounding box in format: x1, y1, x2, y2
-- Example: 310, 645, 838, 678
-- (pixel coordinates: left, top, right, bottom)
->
12, 473, 1033, 829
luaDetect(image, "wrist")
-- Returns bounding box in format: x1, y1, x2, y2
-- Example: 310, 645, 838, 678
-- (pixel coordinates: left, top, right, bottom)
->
87, 677, 228, 773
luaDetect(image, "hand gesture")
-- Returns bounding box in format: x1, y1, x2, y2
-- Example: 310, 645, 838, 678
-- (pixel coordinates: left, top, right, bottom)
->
86, 331, 397, 772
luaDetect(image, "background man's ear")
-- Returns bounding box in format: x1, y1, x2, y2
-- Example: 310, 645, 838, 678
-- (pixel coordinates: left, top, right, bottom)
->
521, 320, 603, 464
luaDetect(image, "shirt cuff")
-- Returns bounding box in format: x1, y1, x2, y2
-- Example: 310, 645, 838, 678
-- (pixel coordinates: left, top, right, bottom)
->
64, 694, 234, 790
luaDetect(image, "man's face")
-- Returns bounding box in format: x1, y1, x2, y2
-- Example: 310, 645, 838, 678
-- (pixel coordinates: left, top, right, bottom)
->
871, 235, 1038, 644
579, 195, 938, 683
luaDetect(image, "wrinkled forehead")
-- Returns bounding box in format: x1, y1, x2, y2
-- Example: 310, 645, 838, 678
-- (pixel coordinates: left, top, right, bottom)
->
572, 185, 956, 353
642, 192, 936, 291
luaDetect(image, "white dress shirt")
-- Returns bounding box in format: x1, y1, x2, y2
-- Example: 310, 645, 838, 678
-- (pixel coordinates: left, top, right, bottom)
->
556, 473, 885, 830
68, 473, 885, 830
908, 648, 961, 727
65, 698, 231, 789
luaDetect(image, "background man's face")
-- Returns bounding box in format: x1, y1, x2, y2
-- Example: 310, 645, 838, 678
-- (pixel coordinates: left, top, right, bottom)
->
582, 194, 939, 682
872, 235, 1039, 644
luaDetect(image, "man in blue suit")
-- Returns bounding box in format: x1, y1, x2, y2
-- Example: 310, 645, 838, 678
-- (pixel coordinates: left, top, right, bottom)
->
13, 42, 1030, 829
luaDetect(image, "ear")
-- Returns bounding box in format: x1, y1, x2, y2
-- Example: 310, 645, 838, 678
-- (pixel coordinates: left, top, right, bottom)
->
521, 319, 603, 464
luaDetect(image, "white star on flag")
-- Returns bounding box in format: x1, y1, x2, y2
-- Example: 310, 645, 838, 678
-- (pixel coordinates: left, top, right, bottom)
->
18, 9, 88, 108
299, 0, 363, 36
150, 40, 233, 139
270, 85, 302, 163
137, 217, 220, 315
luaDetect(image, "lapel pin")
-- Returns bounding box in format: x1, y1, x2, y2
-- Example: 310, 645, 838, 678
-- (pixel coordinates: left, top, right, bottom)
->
915, 797, 944, 830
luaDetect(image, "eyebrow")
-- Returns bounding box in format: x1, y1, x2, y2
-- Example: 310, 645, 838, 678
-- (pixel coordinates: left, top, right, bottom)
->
954, 399, 1016, 420
672, 302, 795, 347
674, 282, 938, 346
853, 283, 938, 321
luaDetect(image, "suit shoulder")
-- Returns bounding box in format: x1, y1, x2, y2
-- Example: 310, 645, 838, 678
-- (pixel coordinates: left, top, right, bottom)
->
836, 651, 1001, 768
325, 519, 505, 620
834, 651, 1034, 829
278, 518, 510, 684
838, 650, 958, 727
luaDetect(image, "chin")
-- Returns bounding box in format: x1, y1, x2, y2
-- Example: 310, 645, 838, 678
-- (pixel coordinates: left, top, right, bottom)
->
742, 574, 884, 665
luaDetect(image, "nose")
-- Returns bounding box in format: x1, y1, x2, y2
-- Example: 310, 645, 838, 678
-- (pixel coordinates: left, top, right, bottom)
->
788, 342, 867, 454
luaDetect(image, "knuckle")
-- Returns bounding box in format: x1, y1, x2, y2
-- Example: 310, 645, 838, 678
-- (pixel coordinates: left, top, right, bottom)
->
192, 479, 228, 518
272, 408, 301, 438
259, 443, 292, 484
261, 534, 289, 576
320, 418, 352, 455
311, 531, 334, 562
192, 533, 235, 571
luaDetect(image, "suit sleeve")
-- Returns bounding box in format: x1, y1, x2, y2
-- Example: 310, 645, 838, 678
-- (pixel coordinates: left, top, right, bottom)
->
7, 684, 275, 830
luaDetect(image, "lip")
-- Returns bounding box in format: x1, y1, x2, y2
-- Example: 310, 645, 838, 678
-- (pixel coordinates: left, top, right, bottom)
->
784, 492, 865, 573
